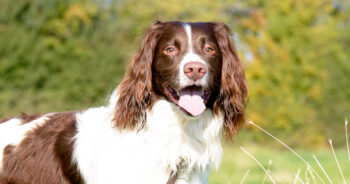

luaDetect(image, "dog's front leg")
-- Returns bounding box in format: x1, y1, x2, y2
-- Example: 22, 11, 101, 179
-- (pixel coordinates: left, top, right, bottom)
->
175, 165, 210, 184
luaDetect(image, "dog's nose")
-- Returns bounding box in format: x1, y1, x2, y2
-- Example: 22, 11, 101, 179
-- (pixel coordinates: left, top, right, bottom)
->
184, 62, 207, 81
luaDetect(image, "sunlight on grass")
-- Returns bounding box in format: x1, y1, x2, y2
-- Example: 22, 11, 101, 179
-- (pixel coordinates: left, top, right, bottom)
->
210, 120, 350, 184
209, 145, 350, 184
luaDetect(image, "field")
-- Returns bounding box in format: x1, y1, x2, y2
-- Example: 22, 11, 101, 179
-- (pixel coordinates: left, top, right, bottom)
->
210, 144, 350, 184
0, 0, 349, 183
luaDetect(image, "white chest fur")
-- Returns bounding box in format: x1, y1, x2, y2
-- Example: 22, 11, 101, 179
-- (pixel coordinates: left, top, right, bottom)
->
73, 99, 223, 184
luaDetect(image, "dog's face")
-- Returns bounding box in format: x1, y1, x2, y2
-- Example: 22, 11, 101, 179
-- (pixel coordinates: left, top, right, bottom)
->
152, 22, 222, 117
115, 21, 248, 138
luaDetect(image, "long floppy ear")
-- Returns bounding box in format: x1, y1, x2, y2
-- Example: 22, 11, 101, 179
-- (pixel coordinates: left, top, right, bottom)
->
213, 23, 248, 139
113, 21, 163, 130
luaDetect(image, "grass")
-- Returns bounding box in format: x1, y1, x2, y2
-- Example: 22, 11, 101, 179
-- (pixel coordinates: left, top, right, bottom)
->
210, 144, 350, 184
210, 120, 350, 184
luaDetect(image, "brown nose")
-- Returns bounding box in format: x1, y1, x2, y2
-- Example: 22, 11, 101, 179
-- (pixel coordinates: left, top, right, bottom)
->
184, 62, 207, 81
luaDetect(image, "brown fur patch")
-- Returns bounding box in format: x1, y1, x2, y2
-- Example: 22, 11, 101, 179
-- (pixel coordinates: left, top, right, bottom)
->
0, 118, 12, 124
113, 21, 164, 130
0, 112, 84, 184
3, 145, 15, 155
212, 23, 248, 139
166, 171, 177, 184
19, 113, 43, 124
0, 113, 42, 125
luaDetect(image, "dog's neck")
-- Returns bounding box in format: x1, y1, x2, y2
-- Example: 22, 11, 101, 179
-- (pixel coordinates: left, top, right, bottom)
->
144, 99, 224, 170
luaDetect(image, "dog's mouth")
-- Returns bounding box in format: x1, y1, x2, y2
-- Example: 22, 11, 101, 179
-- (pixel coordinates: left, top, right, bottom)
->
166, 85, 211, 116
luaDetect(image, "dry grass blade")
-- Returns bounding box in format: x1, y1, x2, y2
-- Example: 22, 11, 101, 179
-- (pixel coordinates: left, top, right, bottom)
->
313, 155, 333, 184
240, 169, 250, 184
240, 146, 277, 184
293, 169, 302, 184
305, 166, 310, 183
249, 121, 325, 184
262, 160, 272, 184
346, 119, 350, 162
307, 165, 317, 184
328, 139, 347, 184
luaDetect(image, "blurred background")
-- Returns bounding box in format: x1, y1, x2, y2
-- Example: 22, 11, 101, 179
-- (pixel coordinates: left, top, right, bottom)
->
0, 0, 350, 183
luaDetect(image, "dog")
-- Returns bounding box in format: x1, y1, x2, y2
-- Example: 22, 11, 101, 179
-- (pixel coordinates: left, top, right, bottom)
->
0, 21, 248, 184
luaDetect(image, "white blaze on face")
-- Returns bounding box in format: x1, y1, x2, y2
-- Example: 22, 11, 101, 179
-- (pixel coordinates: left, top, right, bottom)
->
177, 23, 209, 116
179, 23, 209, 88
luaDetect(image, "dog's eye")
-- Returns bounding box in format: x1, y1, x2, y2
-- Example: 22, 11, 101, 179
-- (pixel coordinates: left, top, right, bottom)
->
164, 46, 177, 56
204, 46, 215, 55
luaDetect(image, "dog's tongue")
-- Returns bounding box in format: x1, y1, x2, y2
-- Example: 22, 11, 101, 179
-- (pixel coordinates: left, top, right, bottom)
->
178, 87, 206, 116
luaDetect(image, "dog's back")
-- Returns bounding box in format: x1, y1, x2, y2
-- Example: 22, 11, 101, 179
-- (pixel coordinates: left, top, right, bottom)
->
0, 112, 83, 184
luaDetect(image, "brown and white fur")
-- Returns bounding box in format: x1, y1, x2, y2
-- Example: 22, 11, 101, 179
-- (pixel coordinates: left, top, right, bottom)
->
0, 21, 248, 184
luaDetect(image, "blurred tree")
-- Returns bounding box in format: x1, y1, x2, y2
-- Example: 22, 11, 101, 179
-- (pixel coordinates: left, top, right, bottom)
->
0, 0, 349, 148
229, 0, 350, 147
0, 0, 126, 114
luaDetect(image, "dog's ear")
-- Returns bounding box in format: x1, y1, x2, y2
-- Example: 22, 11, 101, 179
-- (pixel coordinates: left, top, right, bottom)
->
213, 23, 248, 139
113, 21, 163, 130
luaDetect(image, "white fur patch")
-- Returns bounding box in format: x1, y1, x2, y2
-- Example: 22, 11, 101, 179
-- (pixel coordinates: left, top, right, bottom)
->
179, 23, 209, 88
184, 24, 193, 51
72, 88, 223, 184
0, 115, 51, 170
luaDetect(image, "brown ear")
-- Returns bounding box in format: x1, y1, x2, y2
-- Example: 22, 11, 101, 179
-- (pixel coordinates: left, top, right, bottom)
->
213, 23, 248, 139
113, 21, 163, 130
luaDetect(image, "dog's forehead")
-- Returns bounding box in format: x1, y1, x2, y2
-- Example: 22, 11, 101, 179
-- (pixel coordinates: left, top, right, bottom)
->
188, 22, 216, 34
160, 22, 216, 41
161, 22, 185, 35
157, 22, 186, 43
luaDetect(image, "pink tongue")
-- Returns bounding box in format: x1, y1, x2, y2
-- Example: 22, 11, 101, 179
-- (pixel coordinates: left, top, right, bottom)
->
178, 88, 206, 116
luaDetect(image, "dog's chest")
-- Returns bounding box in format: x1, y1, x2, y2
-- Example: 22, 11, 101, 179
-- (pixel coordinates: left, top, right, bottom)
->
73, 101, 223, 184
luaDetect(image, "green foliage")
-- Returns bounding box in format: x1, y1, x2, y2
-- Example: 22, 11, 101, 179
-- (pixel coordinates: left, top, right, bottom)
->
0, 0, 126, 115
232, 0, 350, 147
0, 0, 349, 148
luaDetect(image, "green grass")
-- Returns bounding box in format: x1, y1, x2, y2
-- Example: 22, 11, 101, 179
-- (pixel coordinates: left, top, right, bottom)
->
210, 144, 350, 184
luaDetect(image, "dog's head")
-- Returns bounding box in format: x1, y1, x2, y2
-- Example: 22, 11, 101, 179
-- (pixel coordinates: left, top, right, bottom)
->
114, 21, 248, 138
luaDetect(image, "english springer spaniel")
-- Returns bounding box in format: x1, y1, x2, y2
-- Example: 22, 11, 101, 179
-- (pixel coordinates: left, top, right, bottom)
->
0, 21, 248, 184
